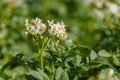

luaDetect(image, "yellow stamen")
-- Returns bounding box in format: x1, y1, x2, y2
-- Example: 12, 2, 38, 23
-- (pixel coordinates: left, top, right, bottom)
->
32, 31, 35, 35
39, 26, 44, 30
59, 33, 66, 40
58, 27, 61, 30
52, 29, 56, 33
63, 32, 66, 35
59, 33, 63, 37
60, 36, 65, 41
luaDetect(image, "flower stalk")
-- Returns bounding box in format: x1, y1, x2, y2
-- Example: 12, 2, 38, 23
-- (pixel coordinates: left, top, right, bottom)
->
38, 38, 51, 71
50, 62, 55, 80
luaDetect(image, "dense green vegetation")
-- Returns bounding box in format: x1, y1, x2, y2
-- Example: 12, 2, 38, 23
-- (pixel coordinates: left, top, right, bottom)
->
0, 0, 120, 80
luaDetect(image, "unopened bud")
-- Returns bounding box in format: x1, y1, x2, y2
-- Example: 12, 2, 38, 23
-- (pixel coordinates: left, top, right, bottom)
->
25, 31, 28, 35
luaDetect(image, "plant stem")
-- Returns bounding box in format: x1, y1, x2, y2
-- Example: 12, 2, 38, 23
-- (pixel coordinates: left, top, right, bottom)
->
40, 51, 44, 71
38, 49, 44, 71
51, 62, 54, 80
39, 38, 51, 71
43, 38, 51, 51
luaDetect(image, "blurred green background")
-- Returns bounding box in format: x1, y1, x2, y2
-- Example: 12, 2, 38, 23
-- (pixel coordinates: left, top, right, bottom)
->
0, 0, 120, 79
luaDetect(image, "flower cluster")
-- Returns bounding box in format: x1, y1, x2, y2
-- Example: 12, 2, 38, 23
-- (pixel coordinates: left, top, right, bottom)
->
48, 20, 67, 40
25, 17, 67, 40
25, 17, 46, 35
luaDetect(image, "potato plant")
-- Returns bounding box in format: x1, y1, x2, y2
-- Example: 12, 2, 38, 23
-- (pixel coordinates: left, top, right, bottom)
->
1, 0, 120, 80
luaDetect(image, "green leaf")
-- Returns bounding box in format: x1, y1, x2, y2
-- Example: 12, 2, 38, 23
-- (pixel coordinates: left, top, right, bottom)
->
115, 72, 120, 79
90, 50, 98, 60
81, 64, 89, 71
98, 69, 109, 80
98, 50, 110, 57
0, 54, 25, 72
0, 77, 5, 80
98, 68, 115, 80
30, 68, 49, 80
113, 54, 120, 66
74, 75, 78, 80
55, 67, 69, 80
75, 54, 82, 67
0, 61, 12, 72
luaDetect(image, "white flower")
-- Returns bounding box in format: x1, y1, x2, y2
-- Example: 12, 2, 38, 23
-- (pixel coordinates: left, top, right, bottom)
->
94, 9, 104, 20
58, 31, 67, 40
29, 25, 36, 35
56, 21, 66, 32
36, 23, 46, 35
107, 3, 119, 15
25, 17, 47, 35
25, 19, 30, 30
36, 17, 42, 23
48, 21, 67, 40
25, 19, 36, 35
48, 20, 54, 27
25, 19, 29, 23
56, 21, 67, 40
48, 24, 58, 35
95, 1, 104, 9
25, 19, 34, 32
109, 69, 114, 77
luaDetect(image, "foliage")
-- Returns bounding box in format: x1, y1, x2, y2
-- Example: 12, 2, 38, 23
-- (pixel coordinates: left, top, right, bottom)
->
0, 0, 120, 80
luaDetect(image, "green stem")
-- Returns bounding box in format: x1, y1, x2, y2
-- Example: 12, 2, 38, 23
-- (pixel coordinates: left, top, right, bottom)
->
43, 38, 51, 51
38, 49, 43, 71
40, 51, 44, 71
38, 38, 45, 71
39, 38, 51, 71
51, 62, 54, 80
